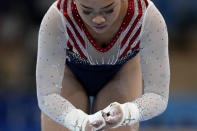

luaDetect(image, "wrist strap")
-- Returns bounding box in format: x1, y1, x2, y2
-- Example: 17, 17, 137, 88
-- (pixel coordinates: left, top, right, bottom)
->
109, 102, 140, 128
120, 102, 140, 126
64, 109, 88, 131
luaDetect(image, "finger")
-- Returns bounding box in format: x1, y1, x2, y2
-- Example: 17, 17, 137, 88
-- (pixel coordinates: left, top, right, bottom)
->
85, 122, 95, 131
98, 126, 108, 131
103, 111, 118, 121
111, 106, 122, 114
90, 120, 103, 128
105, 115, 115, 123
89, 111, 106, 130
106, 114, 122, 123
110, 110, 118, 116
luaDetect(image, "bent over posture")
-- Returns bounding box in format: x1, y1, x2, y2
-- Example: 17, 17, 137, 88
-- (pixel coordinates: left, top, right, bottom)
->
36, 0, 170, 130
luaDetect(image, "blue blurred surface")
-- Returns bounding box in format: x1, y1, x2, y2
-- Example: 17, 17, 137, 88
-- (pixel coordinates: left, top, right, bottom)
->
0, 92, 40, 131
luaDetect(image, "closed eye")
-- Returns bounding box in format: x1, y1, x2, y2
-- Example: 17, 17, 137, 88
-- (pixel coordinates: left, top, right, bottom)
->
83, 9, 114, 15
104, 9, 114, 14
83, 10, 92, 15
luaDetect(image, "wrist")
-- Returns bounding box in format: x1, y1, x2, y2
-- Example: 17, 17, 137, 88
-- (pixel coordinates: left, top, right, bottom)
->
64, 109, 88, 131
120, 102, 140, 126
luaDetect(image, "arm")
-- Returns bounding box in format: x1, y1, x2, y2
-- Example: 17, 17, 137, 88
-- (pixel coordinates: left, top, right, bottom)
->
36, 2, 75, 125
36, 3, 106, 130
95, 3, 170, 129
36, 3, 96, 130
134, 3, 170, 121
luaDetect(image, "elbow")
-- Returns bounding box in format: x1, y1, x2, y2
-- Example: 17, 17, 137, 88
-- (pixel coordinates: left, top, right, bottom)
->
37, 98, 49, 115
36, 94, 47, 113
160, 98, 168, 115
37, 98, 44, 111
154, 93, 169, 115
151, 93, 169, 117
164, 100, 168, 112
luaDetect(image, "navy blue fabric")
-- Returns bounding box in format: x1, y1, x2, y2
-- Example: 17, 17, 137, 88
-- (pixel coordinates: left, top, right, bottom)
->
66, 60, 123, 96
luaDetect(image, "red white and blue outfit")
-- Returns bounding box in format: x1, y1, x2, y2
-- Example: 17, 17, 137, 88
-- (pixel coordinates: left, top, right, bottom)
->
57, 0, 150, 96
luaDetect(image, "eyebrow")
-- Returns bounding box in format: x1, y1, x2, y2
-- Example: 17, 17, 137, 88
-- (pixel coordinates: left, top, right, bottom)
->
80, 2, 115, 10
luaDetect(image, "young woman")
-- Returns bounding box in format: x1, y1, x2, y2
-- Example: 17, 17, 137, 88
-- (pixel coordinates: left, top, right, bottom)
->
36, 0, 170, 130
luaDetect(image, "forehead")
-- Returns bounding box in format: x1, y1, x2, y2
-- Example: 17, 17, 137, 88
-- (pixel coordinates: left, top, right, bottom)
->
78, 0, 118, 7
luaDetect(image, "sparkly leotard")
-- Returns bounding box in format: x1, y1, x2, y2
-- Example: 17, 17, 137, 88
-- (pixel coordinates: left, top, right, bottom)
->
59, 0, 148, 96
36, 0, 170, 127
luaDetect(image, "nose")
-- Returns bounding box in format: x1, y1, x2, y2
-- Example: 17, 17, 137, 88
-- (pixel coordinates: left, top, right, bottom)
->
92, 16, 106, 25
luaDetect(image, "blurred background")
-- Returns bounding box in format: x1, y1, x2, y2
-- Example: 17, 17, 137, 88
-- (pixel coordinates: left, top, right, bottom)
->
0, 0, 197, 131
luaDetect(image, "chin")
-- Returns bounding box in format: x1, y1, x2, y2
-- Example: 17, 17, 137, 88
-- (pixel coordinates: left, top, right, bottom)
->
93, 29, 107, 34
92, 26, 109, 34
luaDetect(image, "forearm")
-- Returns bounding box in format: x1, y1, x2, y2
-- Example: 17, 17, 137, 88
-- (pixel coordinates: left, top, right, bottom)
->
132, 92, 168, 121
38, 92, 94, 131
100, 93, 168, 128
36, 1, 78, 128
37, 93, 76, 123
101, 1, 170, 128
121, 92, 168, 126
133, 0, 170, 123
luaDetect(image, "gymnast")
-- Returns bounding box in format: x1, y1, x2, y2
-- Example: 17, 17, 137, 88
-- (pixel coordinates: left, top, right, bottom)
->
36, 0, 170, 130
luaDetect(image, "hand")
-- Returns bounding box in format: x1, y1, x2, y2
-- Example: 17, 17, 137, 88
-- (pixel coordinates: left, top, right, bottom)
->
64, 109, 97, 131
87, 102, 123, 131
88, 111, 106, 130
85, 121, 96, 131
98, 102, 140, 130
99, 102, 124, 130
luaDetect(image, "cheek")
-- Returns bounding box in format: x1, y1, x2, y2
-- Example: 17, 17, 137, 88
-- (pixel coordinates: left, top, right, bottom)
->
81, 15, 92, 25
107, 6, 121, 23
107, 12, 119, 23
75, 5, 90, 23
77, 11, 92, 23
